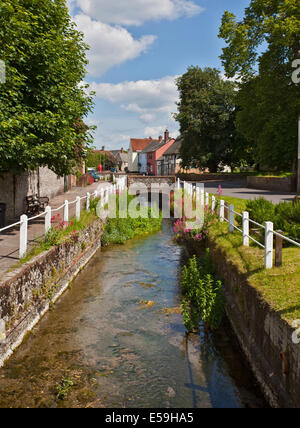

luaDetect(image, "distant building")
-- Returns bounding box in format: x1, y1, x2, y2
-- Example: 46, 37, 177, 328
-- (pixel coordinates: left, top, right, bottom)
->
157, 135, 183, 176
115, 149, 129, 172
141, 130, 175, 176
128, 138, 156, 173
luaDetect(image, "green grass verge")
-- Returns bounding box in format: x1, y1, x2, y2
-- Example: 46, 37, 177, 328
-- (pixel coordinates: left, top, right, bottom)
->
209, 221, 300, 323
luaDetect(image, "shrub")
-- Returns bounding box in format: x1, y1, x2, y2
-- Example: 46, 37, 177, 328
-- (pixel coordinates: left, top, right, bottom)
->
245, 198, 275, 224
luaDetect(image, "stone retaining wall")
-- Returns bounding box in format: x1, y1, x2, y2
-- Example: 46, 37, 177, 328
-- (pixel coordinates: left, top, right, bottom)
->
207, 237, 300, 408
247, 176, 297, 193
0, 218, 103, 367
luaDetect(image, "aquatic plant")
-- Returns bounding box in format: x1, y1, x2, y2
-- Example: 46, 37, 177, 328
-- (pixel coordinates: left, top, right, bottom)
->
180, 253, 225, 332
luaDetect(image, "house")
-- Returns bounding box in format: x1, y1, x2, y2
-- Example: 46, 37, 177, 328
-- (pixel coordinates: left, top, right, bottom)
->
142, 130, 175, 176
157, 135, 183, 176
114, 149, 129, 172
128, 138, 157, 172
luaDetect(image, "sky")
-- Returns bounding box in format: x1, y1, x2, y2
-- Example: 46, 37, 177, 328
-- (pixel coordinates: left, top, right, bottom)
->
67, 0, 250, 150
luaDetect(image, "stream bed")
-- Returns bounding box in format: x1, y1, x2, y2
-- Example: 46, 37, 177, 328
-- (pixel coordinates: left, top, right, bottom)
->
0, 221, 267, 408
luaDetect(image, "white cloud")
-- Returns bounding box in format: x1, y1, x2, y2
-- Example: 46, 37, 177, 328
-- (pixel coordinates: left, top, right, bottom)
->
74, 0, 204, 26
74, 14, 156, 76
90, 76, 178, 115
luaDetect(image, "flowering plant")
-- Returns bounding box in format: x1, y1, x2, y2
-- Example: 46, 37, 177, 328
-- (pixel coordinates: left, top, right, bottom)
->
173, 217, 204, 244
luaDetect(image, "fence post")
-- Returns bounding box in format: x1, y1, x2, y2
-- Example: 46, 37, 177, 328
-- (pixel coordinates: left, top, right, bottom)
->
86, 192, 90, 212
45, 206, 51, 235
265, 221, 274, 269
76, 196, 81, 221
177, 178, 180, 189
205, 192, 209, 208
220, 200, 225, 222
19, 215, 28, 259
211, 196, 216, 213
275, 230, 283, 268
64, 200, 69, 225
243, 211, 249, 247
94, 190, 98, 200
229, 205, 234, 232
101, 189, 104, 207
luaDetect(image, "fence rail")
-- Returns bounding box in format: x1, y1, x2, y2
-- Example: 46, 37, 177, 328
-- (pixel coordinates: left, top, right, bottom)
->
0, 177, 128, 260
178, 179, 300, 269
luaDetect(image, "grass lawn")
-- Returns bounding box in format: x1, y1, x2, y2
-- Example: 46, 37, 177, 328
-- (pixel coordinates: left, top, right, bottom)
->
209, 221, 300, 323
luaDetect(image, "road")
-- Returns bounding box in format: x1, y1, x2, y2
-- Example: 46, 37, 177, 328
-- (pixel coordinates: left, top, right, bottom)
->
200, 180, 297, 204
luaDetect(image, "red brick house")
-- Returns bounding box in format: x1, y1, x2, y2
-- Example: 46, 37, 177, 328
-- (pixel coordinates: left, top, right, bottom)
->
143, 130, 175, 176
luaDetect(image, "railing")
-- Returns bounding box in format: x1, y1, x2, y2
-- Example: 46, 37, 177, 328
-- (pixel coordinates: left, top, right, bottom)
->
178, 179, 300, 269
0, 181, 127, 260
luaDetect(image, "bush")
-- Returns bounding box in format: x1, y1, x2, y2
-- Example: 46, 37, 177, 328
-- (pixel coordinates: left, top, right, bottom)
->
245, 198, 275, 224
244, 198, 300, 242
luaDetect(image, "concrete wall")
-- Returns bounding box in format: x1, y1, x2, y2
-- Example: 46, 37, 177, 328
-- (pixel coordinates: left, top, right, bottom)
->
0, 218, 103, 367
0, 168, 65, 223
39, 167, 65, 199
207, 237, 300, 408
247, 176, 297, 193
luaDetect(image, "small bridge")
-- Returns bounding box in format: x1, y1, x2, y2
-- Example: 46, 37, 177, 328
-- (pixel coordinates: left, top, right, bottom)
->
127, 175, 176, 191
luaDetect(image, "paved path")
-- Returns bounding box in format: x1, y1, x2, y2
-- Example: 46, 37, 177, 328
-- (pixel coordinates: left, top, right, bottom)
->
0, 182, 110, 277
199, 180, 297, 204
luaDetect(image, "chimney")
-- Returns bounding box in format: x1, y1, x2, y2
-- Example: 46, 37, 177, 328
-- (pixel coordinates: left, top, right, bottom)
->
159, 136, 162, 142
149, 136, 152, 140
102, 146, 105, 151
164, 129, 169, 142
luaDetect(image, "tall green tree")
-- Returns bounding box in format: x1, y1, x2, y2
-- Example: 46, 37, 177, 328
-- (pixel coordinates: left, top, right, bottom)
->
219, 0, 300, 170
175, 66, 247, 172
0, 0, 94, 176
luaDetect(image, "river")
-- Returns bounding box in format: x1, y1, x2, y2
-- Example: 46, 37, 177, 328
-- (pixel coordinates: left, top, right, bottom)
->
0, 221, 266, 408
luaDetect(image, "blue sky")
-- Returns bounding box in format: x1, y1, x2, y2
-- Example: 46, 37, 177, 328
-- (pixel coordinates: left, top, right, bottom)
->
67, 0, 250, 150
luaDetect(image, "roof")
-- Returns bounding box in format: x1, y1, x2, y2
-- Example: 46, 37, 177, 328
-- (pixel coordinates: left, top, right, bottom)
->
162, 136, 183, 156
130, 138, 158, 152
142, 140, 166, 153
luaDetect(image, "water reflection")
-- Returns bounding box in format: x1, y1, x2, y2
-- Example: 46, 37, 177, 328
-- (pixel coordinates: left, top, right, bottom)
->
0, 221, 266, 408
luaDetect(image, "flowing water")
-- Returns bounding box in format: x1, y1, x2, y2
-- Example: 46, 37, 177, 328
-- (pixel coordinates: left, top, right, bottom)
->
0, 221, 266, 408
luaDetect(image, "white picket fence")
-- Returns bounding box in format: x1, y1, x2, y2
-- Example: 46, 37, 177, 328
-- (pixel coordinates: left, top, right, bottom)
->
0, 179, 128, 260
178, 179, 300, 269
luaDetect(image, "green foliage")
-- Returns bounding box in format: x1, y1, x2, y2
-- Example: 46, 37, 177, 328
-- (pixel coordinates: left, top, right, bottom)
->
0, 0, 94, 175
101, 193, 162, 245
175, 66, 249, 172
245, 198, 275, 224
85, 151, 108, 169
181, 253, 225, 332
219, 0, 300, 170
245, 198, 300, 242
56, 376, 74, 400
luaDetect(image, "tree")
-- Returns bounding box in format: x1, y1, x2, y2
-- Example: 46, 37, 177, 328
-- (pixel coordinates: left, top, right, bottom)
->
175, 66, 247, 172
219, 0, 300, 170
0, 0, 94, 176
